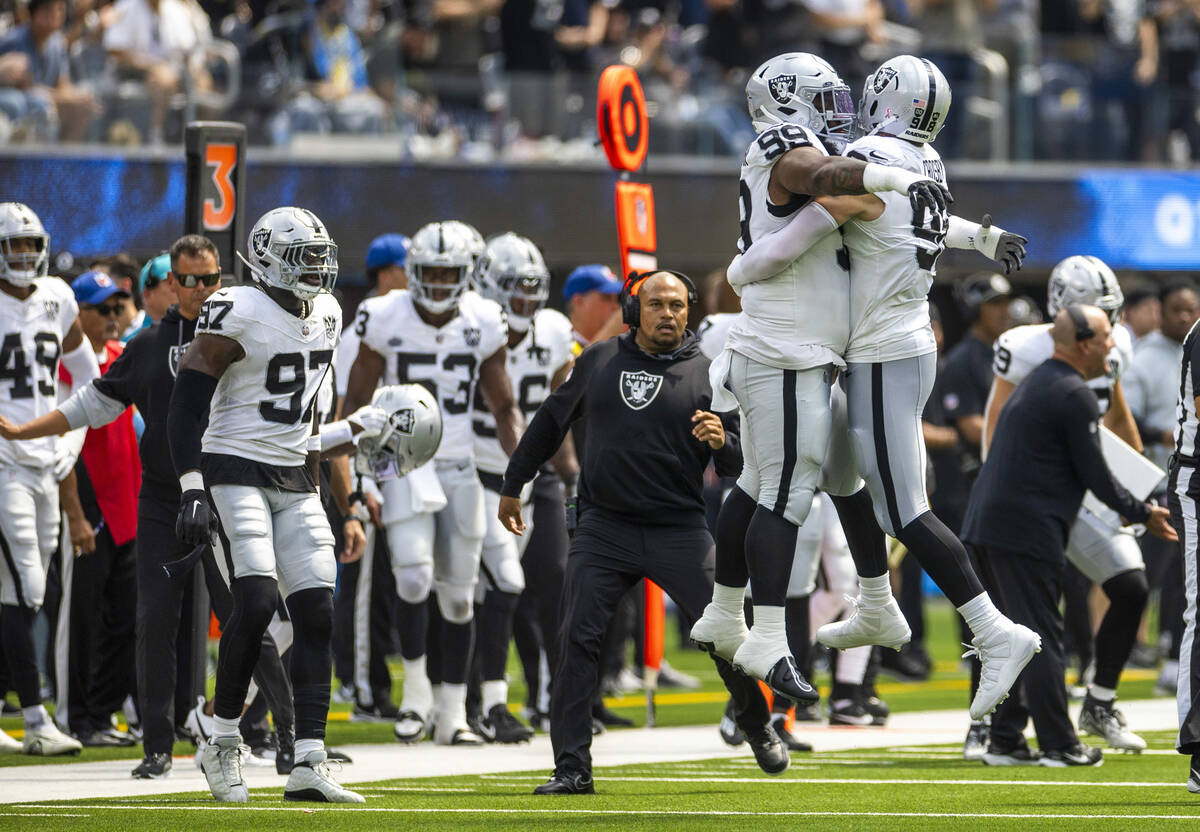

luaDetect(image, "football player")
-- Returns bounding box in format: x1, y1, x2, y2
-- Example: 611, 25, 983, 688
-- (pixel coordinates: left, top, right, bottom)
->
689, 51, 952, 708
469, 232, 576, 743
723, 55, 1040, 722
167, 207, 362, 803
0, 202, 98, 757
342, 221, 523, 745
982, 256, 1148, 753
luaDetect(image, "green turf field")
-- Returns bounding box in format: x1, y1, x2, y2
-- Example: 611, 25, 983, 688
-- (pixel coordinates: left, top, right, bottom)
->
2, 730, 1196, 831
0, 600, 1169, 766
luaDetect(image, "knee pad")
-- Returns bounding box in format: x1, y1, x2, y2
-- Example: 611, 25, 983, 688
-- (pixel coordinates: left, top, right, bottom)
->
434, 581, 476, 624
394, 563, 433, 604
1103, 569, 1150, 612
482, 541, 525, 595
286, 587, 334, 643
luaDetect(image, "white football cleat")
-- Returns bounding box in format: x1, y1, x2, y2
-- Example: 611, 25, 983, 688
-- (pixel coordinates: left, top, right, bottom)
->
816, 595, 911, 651
200, 735, 249, 803
966, 619, 1042, 721
690, 603, 749, 662
1078, 697, 1147, 753
732, 628, 819, 704
433, 713, 484, 746
0, 728, 24, 754
284, 751, 365, 803
184, 695, 215, 769
22, 721, 82, 756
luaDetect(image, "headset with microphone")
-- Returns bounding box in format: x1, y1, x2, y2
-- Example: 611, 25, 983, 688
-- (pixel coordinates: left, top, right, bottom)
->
620, 269, 699, 327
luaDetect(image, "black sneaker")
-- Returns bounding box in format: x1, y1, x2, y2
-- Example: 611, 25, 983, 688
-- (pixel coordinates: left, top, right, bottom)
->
743, 722, 790, 776
483, 705, 534, 744
352, 700, 400, 722
131, 753, 172, 779
719, 700, 744, 747
592, 703, 633, 727
862, 695, 889, 726
982, 739, 1042, 766
829, 698, 874, 727
79, 727, 136, 747
792, 701, 821, 722
763, 656, 819, 704
769, 713, 812, 752
1188, 753, 1200, 793
1040, 743, 1103, 767
533, 770, 594, 795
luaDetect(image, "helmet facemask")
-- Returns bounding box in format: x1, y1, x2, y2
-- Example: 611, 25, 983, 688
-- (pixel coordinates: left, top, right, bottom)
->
412, 263, 469, 315
810, 85, 857, 153
0, 233, 49, 287
503, 273, 549, 332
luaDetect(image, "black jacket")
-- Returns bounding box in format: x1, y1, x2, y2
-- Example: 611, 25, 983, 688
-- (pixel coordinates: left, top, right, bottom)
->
502, 330, 741, 526
963, 357, 1151, 563
93, 306, 197, 502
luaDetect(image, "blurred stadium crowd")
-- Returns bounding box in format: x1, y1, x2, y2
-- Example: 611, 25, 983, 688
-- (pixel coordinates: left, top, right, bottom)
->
0, 0, 1196, 160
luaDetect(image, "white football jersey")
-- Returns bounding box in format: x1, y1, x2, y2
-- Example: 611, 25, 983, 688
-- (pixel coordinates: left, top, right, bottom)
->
0, 277, 78, 469
725, 123, 851, 370
696, 313, 737, 360
993, 321, 1134, 415
358, 289, 507, 462
841, 135, 946, 364
333, 317, 362, 399
473, 308, 574, 475
199, 286, 342, 467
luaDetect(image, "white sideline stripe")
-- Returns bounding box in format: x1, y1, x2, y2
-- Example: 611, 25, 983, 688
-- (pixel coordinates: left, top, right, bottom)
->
17, 805, 1200, 820
480, 774, 1189, 787
357, 787, 475, 792
0, 812, 90, 817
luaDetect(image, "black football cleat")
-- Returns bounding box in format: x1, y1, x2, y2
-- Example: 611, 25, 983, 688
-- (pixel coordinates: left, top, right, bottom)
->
533, 770, 595, 795
763, 656, 819, 704
769, 713, 812, 752
275, 723, 296, 775
482, 704, 534, 744
1189, 753, 1200, 793
719, 700, 744, 747
743, 722, 790, 776
131, 753, 172, 779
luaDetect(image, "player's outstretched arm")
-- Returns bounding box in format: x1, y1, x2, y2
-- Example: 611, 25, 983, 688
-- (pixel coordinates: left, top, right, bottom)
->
478, 346, 524, 457
771, 145, 952, 214
727, 201, 843, 288
945, 214, 1028, 274
0, 409, 70, 441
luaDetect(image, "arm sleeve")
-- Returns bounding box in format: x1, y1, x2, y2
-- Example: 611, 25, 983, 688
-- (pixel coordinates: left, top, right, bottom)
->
58, 383, 129, 429
60, 339, 100, 389
1063, 386, 1151, 523
501, 347, 594, 496
727, 202, 839, 288
168, 369, 218, 477
711, 409, 742, 477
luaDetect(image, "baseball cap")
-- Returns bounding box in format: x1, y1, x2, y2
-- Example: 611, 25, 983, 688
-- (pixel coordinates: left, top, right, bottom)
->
72, 270, 130, 306
563, 264, 622, 301
139, 253, 171, 291
366, 234, 409, 270
962, 272, 1012, 305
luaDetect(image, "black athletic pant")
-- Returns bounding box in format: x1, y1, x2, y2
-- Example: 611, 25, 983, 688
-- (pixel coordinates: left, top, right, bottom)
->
552, 507, 769, 775
972, 544, 1078, 753
56, 522, 136, 735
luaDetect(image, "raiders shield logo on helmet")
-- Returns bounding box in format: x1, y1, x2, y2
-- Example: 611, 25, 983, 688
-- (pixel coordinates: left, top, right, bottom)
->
872, 66, 898, 94
768, 74, 797, 105
168, 344, 186, 378
619, 370, 663, 411
324, 314, 339, 342
389, 407, 415, 436
463, 327, 481, 347
251, 227, 272, 257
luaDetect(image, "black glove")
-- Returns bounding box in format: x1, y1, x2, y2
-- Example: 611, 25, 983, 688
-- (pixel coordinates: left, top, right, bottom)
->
907, 180, 953, 216
981, 213, 1028, 274
176, 489, 215, 546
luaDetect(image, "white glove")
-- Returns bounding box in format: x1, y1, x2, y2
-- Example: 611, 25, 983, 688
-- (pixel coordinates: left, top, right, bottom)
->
55, 427, 87, 482
347, 405, 389, 440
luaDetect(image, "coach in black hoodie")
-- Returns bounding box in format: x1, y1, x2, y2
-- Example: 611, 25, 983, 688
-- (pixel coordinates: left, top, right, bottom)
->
500, 271, 781, 795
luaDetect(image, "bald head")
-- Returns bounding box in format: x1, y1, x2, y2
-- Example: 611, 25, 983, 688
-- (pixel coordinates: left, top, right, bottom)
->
634, 270, 690, 353
1051, 304, 1112, 380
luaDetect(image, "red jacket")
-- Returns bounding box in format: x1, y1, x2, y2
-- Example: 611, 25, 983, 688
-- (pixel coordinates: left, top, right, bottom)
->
61, 341, 141, 546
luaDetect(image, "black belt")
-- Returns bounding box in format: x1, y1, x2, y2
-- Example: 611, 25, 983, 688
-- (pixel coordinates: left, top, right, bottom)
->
1172, 453, 1199, 470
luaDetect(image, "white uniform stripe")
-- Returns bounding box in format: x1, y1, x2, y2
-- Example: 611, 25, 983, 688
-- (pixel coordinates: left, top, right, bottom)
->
53, 517, 72, 731
1177, 464, 1197, 746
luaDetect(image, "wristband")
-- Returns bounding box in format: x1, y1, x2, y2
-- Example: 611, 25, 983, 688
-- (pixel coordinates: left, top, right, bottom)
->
307, 434, 322, 452
180, 470, 204, 492
343, 512, 364, 528
348, 489, 366, 507
319, 420, 353, 452
862, 162, 924, 196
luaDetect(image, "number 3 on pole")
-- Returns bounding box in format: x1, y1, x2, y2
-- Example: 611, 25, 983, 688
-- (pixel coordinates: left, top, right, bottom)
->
204, 143, 237, 231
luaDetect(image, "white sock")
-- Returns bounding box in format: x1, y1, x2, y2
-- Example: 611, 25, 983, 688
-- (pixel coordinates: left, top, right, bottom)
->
402, 656, 432, 712
858, 574, 893, 607
711, 583, 747, 617
1089, 685, 1116, 702
835, 645, 872, 685
212, 714, 241, 740
22, 705, 47, 729
295, 738, 324, 760
957, 592, 1003, 638
438, 683, 468, 723
751, 605, 786, 641
482, 680, 508, 713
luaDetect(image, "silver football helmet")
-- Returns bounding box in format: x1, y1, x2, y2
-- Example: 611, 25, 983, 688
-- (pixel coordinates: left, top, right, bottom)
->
0, 202, 49, 287
355, 384, 443, 479
1047, 255, 1124, 325
408, 221, 476, 314
474, 232, 549, 332
746, 52, 856, 152
443, 221, 485, 267
240, 207, 338, 301
859, 55, 952, 144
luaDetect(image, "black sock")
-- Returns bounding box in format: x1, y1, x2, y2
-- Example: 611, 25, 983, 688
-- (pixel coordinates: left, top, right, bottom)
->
1094, 570, 1150, 691
785, 595, 810, 674
0, 604, 39, 707
830, 488, 889, 578
479, 590, 521, 682
440, 617, 476, 685
426, 598, 443, 685
894, 512, 983, 607
214, 577, 277, 721
397, 597, 429, 661
745, 506, 799, 606
716, 486, 756, 587
285, 588, 334, 741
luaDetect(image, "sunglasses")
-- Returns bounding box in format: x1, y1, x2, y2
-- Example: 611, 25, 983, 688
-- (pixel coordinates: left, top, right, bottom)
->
174, 272, 221, 288
88, 302, 124, 317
